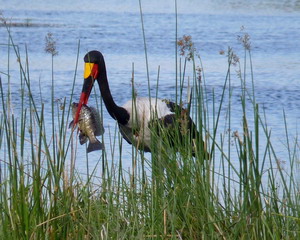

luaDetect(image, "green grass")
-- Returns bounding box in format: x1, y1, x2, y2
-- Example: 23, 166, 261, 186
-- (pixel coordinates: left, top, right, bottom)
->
1, 10, 300, 240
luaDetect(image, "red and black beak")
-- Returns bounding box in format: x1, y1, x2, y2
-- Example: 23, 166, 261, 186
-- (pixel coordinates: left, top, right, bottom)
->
73, 62, 99, 125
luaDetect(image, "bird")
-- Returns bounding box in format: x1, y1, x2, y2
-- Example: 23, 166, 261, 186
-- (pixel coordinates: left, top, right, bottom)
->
73, 50, 209, 159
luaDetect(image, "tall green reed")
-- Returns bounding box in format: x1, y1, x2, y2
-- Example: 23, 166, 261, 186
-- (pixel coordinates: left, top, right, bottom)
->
0, 8, 299, 240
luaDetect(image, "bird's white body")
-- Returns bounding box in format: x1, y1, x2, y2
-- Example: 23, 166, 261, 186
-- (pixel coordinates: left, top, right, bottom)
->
119, 97, 172, 151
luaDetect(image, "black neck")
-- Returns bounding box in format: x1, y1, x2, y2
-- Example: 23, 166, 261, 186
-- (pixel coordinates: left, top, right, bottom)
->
97, 64, 129, 125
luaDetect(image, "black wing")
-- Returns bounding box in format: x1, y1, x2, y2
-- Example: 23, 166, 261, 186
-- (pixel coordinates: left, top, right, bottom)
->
150, 100, 209, 158
161, 99, 197, 138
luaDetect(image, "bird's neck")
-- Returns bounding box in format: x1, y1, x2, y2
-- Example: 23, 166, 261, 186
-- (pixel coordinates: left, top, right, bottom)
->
97, 70, 129, 125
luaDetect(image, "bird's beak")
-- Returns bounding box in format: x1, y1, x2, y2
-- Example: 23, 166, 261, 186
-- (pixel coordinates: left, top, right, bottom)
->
73, 62, 99, 125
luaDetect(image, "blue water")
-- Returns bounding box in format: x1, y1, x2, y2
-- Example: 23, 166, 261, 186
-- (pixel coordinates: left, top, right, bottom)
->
0, 0, 299, 174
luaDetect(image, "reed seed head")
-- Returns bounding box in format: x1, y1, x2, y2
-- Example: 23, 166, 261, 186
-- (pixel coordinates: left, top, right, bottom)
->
45, 32, 58, 56
196, 66, 202, 83
219, 50, 225, 55
227, 47, 240, 66
0, 11, 6, 24
237, 26, 251, 50
177, 35, 195, 61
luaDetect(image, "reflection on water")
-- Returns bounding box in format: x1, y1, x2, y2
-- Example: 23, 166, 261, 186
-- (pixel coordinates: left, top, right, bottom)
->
0, 0, 299, 172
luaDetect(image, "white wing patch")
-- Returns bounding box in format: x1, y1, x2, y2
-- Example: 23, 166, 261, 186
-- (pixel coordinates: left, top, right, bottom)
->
120, 97, 172, 150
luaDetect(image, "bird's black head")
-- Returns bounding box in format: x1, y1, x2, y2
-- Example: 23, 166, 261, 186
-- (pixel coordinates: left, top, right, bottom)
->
84, 50, 104, 65
73, 50, 106, 125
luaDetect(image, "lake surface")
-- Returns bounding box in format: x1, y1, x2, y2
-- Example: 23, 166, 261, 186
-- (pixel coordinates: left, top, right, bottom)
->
0, 0, 299, 173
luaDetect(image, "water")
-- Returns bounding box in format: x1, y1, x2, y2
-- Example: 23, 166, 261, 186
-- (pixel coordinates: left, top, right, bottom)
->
0, 0, 299, 174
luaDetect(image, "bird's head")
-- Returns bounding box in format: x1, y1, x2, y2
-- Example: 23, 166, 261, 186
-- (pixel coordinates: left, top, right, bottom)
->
73, 50, 105, 125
